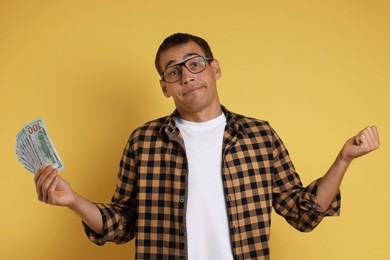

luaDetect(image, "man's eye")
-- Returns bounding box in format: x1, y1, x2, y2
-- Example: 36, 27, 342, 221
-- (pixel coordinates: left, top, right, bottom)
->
190, 62, 201, 68
169, 68, 180, 76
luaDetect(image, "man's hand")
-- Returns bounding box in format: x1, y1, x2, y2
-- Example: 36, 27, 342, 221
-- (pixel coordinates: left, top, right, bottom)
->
34, 165, 76, 207
340, 126, 380, 164
34, 165, 104, 235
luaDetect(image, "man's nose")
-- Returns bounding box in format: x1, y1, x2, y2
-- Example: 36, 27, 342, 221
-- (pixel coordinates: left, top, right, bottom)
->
180, 66, 195, 85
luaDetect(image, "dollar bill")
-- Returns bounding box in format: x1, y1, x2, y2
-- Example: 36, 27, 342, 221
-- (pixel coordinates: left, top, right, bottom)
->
16, 118, 64, 174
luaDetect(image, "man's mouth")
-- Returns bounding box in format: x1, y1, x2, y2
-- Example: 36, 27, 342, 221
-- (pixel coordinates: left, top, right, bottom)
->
182, 86, 204, 96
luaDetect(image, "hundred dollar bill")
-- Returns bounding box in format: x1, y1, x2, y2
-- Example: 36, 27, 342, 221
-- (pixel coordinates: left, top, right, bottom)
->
16, 118, 64, 174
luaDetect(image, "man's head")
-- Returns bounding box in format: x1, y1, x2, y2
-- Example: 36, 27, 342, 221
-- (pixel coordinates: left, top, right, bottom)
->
156, 33, 222, 122
155, 33, 214, 75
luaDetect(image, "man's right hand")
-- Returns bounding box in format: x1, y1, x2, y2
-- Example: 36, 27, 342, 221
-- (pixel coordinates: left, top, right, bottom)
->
34, 165, 105, 235
34, 165, 76, 207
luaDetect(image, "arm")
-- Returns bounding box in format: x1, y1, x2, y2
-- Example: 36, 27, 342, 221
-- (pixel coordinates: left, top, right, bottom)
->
34, 165, 104, 235
317, 126, 380, 212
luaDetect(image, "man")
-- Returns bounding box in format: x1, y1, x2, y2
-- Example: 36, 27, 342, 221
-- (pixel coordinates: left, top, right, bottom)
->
35, 33, 380, 259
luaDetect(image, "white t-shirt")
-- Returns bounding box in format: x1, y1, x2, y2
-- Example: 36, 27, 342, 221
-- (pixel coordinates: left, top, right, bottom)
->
176, 113, 233, 260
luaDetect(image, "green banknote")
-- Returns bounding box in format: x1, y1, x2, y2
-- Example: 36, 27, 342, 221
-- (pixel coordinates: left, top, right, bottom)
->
16, 118, 64, 174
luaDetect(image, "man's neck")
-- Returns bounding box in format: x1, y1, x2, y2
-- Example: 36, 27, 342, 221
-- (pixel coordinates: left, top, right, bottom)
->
177, 104, 223, 122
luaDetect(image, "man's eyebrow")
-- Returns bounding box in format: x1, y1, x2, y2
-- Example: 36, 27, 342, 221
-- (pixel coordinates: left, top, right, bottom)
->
164, 52, 200, 69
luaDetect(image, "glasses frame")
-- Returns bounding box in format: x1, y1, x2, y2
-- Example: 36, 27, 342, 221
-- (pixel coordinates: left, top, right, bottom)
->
160, 55, 213, 83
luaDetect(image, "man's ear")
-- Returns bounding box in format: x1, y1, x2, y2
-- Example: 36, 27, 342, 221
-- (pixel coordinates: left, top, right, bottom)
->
211, 59, 221, 80
160, 80, 171, 98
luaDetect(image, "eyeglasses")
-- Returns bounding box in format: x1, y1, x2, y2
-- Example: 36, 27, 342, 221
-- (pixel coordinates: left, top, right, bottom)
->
160, 56, 213, 83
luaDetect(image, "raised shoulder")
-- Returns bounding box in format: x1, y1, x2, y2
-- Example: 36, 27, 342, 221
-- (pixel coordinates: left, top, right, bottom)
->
230, 112, 274, 138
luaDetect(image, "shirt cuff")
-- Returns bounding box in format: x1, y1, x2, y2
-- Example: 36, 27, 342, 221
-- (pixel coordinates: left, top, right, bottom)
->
82, 203, 115, 246
298, 178, 341, 216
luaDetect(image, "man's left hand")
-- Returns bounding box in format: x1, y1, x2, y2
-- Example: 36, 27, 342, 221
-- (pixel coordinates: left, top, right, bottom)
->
340, 126, 380, 163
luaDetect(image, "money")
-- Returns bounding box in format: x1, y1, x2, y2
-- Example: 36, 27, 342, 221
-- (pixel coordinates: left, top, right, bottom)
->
16, 118, 64, 174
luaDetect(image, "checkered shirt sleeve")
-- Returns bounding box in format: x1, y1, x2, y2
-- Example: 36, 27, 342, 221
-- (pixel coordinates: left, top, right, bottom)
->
270, 128, 340, 231
83, 131, 139, 245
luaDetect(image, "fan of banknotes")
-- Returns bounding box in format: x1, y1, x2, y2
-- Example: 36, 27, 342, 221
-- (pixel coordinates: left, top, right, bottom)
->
16, 118, 64, 174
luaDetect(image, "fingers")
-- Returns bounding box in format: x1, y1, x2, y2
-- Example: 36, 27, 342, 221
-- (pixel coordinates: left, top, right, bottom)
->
34, 165, 58, 203
47, 175, 59, 204
356, 126, 380, 152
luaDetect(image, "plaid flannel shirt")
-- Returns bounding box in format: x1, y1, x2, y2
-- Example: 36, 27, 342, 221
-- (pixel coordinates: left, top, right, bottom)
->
83, 106, 341, 259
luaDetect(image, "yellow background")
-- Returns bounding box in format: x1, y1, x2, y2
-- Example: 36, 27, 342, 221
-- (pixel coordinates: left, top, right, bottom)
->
1, 1, 389, 259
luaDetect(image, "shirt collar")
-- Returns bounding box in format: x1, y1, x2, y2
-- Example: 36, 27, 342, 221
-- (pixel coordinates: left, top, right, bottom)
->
159, 105, 246, 138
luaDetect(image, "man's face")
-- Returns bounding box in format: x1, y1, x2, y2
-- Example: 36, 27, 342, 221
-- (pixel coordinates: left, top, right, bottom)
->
159, 41, 221, 120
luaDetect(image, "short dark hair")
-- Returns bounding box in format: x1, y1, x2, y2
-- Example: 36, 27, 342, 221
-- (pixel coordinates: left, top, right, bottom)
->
155, 33, 214, 75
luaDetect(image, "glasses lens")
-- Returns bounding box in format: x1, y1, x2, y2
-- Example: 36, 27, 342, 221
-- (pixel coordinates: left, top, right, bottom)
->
185, 56, 207, 74
163, 66, 181, 83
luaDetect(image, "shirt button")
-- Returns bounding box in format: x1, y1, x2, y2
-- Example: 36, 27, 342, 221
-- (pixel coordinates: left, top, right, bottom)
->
233, 226, 237, 233
179, 197, 185, 203
182, 169, 187, 174
227, 195, 232, 201
179, 227, 185, 234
